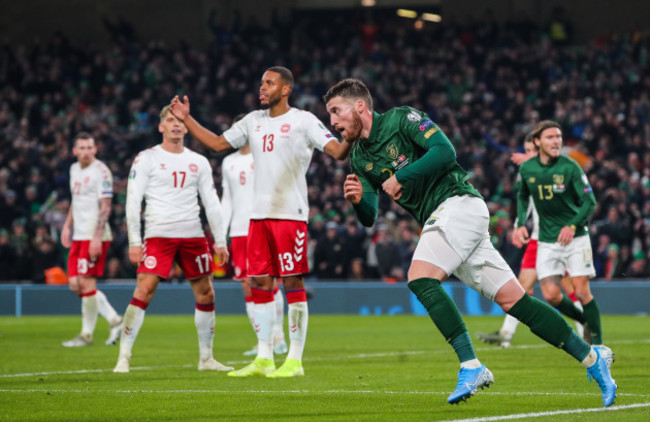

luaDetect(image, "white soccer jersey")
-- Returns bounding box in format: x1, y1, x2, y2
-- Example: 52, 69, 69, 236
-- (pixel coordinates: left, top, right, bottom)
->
223, 108, 335, 221
514, 197, 540, 241
221, 151, 254, 237
126, 145, 226, 247
69, 160, 113, 241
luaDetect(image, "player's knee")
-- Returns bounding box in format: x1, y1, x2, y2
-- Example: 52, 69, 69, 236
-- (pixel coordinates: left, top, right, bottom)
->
494, 278, 525, 312
407, 260, 447, 282
198, 290, 214, 304
542, 290, 561, 305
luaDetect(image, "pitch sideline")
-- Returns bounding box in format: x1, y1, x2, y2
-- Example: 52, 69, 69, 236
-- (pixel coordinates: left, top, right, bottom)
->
438, 402, 650, 422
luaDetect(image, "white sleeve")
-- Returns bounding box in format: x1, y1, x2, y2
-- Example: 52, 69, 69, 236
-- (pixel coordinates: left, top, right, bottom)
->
220, 164, 233, 237
222, 114, 250, 149
99, 165, 114, 199
125, 153, 150, 246
513, 196, 534, 228
198, 158, 226, 248
304, 112, 336, 151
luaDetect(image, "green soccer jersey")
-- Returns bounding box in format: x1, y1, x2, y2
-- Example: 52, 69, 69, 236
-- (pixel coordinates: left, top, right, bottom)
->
517, 155, 596, 243
349, 107, 481, 228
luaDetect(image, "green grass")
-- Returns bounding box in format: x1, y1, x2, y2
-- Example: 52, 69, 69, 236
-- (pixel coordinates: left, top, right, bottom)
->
0, 314, 649, 421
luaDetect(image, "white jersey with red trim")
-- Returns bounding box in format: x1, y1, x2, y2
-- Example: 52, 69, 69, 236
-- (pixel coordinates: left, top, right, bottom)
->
126, 144, 226, 247
69, 159, 113, 241
514, 197, 540, 241
221, 150, 254, 237
223, 108, 335, 222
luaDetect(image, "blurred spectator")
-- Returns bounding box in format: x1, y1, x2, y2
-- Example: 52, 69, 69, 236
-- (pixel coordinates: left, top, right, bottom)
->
31, 234, 60, 284
0, 12, 649, 280
313, 221, 346, 280
372, 224, 404, 282
626, 251, 650, 278
0, 229, 16, 281
0, 191, 21, 229
348, 257, 366, 280
396, 222, 417, 277
9, 218, 31, 280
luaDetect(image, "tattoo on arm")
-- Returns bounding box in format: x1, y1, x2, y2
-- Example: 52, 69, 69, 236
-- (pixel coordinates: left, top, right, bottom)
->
94, 198, 112, 239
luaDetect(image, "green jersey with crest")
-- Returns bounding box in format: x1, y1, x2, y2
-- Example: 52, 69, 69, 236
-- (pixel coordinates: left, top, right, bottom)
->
349, 107, 481, 228
517, 155, 596, 243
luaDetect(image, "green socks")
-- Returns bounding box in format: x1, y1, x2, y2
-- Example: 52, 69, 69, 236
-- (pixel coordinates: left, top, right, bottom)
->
582, 299, 603, 345
554, 294, 587, 324
508, 293, 590, 362
408, 278, 476, 362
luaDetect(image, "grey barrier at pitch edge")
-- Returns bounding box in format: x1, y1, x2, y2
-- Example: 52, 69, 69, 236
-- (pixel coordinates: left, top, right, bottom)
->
0, 281, 649, 317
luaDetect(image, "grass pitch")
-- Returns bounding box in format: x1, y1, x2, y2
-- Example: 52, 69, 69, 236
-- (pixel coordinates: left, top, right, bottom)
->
0, 314, 649, 421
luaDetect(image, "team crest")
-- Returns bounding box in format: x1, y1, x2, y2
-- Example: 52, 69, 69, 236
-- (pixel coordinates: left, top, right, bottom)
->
365, 163, 373, 171
189, 163, 198, 173
144, 256, 157, 269
406, 111, 421, 122
529, 177, 535, 183
386, 143, 399, 160
553, 174, 564, 185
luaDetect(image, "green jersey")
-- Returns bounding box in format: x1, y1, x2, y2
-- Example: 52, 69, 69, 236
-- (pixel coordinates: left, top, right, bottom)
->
349, 107, 481, 228
517, 155, 596, 243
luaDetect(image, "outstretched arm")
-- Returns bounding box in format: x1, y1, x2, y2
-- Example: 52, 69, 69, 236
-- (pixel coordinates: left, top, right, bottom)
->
324, 138, 354, 160
170, 95, 233, 153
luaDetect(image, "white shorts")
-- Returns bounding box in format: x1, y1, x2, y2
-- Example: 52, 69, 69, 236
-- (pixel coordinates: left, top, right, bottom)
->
536, 235, 596, 280
412, 195, 516, 300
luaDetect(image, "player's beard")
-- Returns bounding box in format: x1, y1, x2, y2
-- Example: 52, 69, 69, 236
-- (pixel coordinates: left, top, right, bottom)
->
260, 95, 280, 110
343, 113, 363, 142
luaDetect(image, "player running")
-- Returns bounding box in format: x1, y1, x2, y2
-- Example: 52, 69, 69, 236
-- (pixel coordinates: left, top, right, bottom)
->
324, 78, 616, 406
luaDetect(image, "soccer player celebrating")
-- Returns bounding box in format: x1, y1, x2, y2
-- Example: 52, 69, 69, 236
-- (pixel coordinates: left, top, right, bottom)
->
169, 66, 353, 377
221, 114, 288, 357
61, 132, 123, 347
514, 120, 610, 353
323, 78, 616, 406
113, 105, 232, 373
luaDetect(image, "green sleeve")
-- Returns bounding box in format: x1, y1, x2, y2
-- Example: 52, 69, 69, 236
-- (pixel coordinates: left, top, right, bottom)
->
351, 171, 379, 227
394, 130, 456, 184
516, 170, 530, 227
353, 191, 379, 227
567, 165, 596, 227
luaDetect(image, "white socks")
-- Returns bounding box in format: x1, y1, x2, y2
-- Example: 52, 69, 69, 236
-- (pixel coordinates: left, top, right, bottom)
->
500, 314, 520, 338
118, 304, 146, 358
273, 289, 286, 344
287, 301, 309, 361
460, 358, 482, 369
245, 300, 255, 330
81, 293, 98, 337
581, 348, 598, 368
95, 290, 121, 326
195, 308, 215, 361
254, 302, 275, 359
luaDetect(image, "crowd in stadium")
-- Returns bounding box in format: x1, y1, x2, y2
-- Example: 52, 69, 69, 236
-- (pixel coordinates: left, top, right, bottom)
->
0, 9, 649, 282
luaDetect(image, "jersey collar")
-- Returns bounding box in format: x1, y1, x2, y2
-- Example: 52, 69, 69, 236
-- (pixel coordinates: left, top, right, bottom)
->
365, 111, 382, 143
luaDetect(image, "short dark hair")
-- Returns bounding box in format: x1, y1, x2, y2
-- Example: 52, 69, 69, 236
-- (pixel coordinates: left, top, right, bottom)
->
323, 78, 373, 111
531, 120, 561, 140
266, 66, 294, 88
74, 132, 93, 145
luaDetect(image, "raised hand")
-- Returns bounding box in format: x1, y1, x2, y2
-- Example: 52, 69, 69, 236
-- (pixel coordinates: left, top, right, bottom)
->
170, 95, 190, 121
